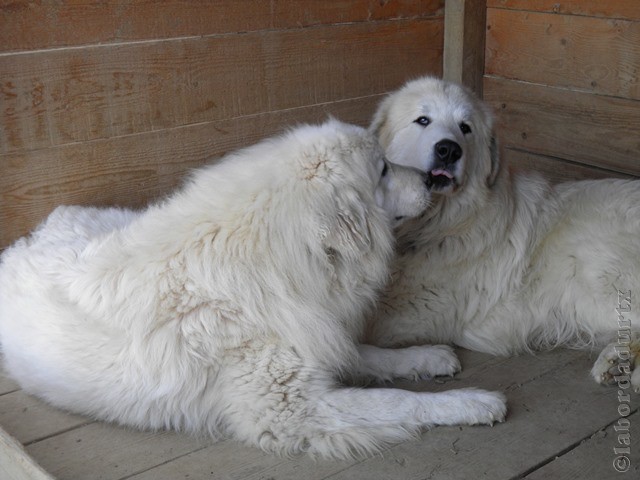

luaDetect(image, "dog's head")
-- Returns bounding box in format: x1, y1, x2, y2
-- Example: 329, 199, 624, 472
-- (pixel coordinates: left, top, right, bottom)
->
288, 119, 431, 236
370, 77, 500, 196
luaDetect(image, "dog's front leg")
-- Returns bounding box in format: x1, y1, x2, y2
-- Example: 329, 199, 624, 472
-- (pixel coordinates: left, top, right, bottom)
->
317, 385, 506, 434
354, 344, 461, 383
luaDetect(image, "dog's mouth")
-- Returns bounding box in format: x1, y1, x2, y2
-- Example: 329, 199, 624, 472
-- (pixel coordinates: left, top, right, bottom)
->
427, 167, 458, 193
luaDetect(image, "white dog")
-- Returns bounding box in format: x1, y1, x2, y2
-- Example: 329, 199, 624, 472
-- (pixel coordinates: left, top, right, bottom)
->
0, 120, 506, 459
367, 77, 640, 392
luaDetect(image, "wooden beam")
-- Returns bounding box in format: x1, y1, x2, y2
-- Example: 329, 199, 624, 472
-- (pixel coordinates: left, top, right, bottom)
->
443, 0, 487, 96
0, 426, 54, 480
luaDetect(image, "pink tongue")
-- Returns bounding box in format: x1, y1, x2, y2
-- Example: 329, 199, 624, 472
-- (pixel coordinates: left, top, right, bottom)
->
431, 168, 454, 179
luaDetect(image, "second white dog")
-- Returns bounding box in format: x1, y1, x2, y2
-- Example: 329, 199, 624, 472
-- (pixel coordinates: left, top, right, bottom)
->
368, 77, 640, 392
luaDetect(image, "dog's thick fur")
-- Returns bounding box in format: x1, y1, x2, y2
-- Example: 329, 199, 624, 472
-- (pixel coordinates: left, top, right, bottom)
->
368, 77, 640, 392
0, 120, 506, 459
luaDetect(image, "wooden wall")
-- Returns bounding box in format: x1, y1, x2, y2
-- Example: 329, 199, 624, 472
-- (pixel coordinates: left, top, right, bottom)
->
0, 0, 445, 249
483, 0, 640, 183
5, 1, 638, 250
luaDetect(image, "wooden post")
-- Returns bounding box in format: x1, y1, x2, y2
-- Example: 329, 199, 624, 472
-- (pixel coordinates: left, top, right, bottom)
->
443, 0, 487, 96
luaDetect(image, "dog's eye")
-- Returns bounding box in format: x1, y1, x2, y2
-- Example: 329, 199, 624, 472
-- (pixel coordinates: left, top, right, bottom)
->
414, 116, 431, 127
381, 162, 388, 178
459, 122, 472, 134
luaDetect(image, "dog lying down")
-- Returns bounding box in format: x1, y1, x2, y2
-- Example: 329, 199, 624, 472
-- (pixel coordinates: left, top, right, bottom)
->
0, 120, 505, 459
367, 76, 640, 392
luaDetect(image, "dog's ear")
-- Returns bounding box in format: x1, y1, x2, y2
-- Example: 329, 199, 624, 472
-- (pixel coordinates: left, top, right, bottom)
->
369, 96, 393, 148
487, 136, 502, 187
369, 106, 385, 137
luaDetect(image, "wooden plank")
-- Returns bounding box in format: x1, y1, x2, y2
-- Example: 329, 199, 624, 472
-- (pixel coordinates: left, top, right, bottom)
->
26, 422, 213, 480
0, 0, 444, 52
0, 390, 90, 445
524, 411, 640, 479
0, 18, 442, 154
504, 148, 636, 184
486, 0, 640, 21
0, 426, 54, 480
486, 9, 640, 100
272, 0, 444, 30
443, 0, 487, 96
483, 76, 640, 176
0, 94, 387, 250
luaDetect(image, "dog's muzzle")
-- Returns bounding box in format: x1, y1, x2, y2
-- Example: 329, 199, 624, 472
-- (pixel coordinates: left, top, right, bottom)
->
427, 139, 462, 192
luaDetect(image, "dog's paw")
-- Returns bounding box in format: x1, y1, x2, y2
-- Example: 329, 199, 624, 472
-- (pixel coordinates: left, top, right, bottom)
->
592, 340, 640, 393
395, 345, 461, 381
456, 389, 507, 426
429, 389, 507, 427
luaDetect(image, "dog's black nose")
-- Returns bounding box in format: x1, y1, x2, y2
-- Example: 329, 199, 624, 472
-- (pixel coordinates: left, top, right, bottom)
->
434, 140, 462, 165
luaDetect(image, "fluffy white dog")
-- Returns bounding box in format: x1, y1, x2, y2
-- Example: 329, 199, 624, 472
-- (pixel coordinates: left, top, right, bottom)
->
0, 120, 506, 459
367, 77, 640, 392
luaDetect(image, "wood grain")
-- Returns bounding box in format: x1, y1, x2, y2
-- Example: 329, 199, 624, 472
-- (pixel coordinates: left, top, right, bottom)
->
26, 423, 213, 480
0, 19, 442, 155
484, 76, 640, 176
487, 0, 640, 21
0, 94, 394, 249
524, 411, 640, 479
486, 8, 640, 100
0, 0, 444, 52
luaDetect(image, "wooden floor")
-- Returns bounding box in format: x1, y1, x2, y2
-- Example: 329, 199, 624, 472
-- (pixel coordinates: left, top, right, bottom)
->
1, 348, 638, 480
